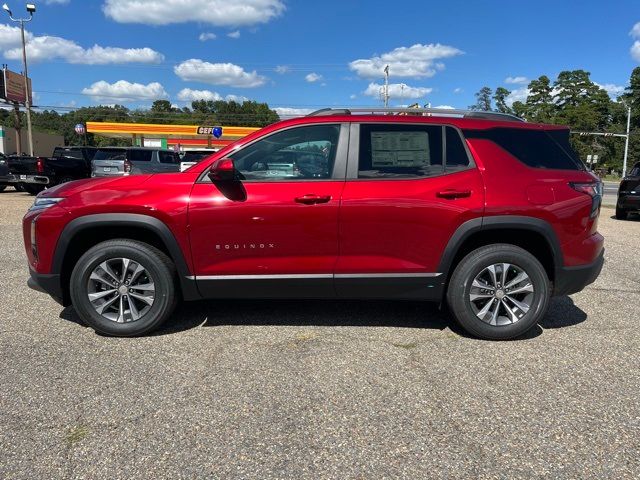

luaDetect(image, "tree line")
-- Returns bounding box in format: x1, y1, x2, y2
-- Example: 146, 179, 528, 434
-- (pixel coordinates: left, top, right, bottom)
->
469, 68, 640, 173
0, 100, 280, 148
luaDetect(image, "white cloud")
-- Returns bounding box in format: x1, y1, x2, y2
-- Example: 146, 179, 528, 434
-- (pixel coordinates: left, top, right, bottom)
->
631, 22, 640, 39
44, 0, 70, 4
177, 88, 248, 103
595, 82, 626, 98
82, 80, 168, 102
505, 87, 530, 106
1, 25, 163, 65
434, 105, 455, 109
103, 0, 285, 27
227, 30, 241, 39
174, 59, 266, 88
363, 82, 432, 100
453, 87, 463, 94
199, 32, 217, 41
505, 76, 528, 85
350, 94, 357, 99
632, 41, 640, 62
274, 107, 313, 118
349, 43, 463, 79
305, 72, 323, 83
275, 65, 290, 74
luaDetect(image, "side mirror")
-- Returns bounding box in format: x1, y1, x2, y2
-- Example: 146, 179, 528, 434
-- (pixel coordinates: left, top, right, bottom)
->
208, 158, 237, 182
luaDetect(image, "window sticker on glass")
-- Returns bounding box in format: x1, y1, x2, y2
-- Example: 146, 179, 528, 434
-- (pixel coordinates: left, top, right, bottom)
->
371, 131, 431, 168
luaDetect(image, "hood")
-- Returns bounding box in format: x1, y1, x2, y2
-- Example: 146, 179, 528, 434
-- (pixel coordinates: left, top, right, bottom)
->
39, 174, 154, 198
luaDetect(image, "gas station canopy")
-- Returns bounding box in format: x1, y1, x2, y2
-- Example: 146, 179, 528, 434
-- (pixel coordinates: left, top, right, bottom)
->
86, 122, 260, 149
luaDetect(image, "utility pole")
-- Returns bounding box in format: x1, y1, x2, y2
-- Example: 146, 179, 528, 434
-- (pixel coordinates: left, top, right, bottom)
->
623, 105, 631, 177
13, 102, 22, 154
3, 3, 36, 157
383, 65, 390, 108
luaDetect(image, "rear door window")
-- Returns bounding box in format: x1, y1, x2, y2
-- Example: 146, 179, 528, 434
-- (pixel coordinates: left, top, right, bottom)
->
463, 127, 584, 170
358, 124, 443, 179
445, 127, 471, 172
159, 151, 179, 164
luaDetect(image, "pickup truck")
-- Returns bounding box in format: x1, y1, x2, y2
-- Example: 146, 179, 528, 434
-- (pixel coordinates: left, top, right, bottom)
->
8, 146, 98, 195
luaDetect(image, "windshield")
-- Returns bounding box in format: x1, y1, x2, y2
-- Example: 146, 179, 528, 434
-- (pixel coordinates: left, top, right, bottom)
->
182, 152, 212, 163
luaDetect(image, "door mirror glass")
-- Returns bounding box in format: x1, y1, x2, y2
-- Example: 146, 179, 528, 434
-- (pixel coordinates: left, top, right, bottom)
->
208, 158, 237, 182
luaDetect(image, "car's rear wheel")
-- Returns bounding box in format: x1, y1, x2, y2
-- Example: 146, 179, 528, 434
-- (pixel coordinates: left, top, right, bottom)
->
70, 239, 177, 337
0, 185, 6, 192
14, 183, 24, 192
447, 244, 550, 340
615, 207, 628, 220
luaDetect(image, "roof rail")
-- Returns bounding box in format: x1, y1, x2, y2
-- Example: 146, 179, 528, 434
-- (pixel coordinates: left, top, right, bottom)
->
307, 108, 352, 117
306, 107, 524, 123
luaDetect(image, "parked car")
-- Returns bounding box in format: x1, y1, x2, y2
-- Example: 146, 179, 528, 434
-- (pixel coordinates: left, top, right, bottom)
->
24, 108, 604, 340
179, 149, 216, 172
616, 162, 640, 219
5, 146, 98, 195
0, 154, 9, 192
91, 147, 181, 177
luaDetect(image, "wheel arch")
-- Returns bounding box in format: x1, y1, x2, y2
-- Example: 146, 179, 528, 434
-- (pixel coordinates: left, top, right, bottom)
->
439, 216, 563, 295
53, 214, 200, 305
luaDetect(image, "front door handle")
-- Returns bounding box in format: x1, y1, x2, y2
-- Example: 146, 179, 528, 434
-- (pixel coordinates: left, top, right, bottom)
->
436, 189, 472, 199
295, 194, 332, 205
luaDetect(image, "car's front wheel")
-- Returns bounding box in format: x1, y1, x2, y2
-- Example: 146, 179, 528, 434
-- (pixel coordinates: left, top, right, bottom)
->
447, 244, 551, 340
70, 239, 177, 336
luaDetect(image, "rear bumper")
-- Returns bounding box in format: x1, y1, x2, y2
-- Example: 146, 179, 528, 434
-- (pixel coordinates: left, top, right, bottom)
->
554, 249, 604, 296
8, 174, 50, 185
617, 194, 640, 210
27, 268, 65, 306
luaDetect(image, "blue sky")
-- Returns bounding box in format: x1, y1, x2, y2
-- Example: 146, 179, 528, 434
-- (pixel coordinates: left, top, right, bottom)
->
1, 0, 639, 118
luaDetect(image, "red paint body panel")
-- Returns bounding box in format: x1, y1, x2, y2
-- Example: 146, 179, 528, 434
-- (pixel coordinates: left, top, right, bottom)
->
336, 169, 485, 273
189, 181, 345, 275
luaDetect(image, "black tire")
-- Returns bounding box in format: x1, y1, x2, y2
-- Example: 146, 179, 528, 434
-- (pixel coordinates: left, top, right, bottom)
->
615, 207, 628, 220
14, 183, 25, 192
70, 239, 177, 337
0, 185, 6, 192
56, 176, 75, 185
446, 244, 550, 340
23, 184, 46, 195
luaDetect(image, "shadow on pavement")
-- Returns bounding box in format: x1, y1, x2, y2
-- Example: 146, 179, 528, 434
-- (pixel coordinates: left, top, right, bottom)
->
59, 294, 588, 339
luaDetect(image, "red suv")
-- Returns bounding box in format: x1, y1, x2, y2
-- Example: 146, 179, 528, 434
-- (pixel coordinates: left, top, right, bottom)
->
23, 108, 604, 340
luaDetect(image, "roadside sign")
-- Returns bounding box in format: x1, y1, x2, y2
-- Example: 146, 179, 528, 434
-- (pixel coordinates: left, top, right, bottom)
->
0, 69, 32, 104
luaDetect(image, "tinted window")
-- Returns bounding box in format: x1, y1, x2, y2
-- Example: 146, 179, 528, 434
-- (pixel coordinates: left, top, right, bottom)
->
230, 124, 340, 181
128, 150, 153, 162
182, 152, 212, 163
445, 127, 470, 172
53, 147, 84, 160
358, 124, 443, 179
159, 151, 178, 164
630, 163, 640, 177
464, 127, 584, 170
94, 149, 126, 161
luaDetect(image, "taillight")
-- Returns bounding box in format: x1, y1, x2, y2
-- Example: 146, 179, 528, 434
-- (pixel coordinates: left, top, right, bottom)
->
31, 216, 38, 260
36, 157, 44, 173
124, 159, 132, 174
570, 181, 602, 218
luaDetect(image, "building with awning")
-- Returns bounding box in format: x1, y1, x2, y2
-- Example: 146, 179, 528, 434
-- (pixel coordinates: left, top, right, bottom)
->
86, 122, 260, 150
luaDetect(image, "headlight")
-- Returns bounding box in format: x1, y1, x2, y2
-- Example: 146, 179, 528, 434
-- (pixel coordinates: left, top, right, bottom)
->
29, 197, 65, 211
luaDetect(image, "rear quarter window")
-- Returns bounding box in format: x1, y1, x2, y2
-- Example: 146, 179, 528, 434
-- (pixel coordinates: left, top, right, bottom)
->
464, 127, 585, 170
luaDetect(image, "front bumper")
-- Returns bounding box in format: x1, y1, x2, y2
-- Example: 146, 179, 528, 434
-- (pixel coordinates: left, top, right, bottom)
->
27, 268, 65, 306
554, 249, 604, 296
8, 174, 50, 185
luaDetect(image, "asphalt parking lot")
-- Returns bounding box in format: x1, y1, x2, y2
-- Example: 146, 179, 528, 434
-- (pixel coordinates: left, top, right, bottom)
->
0, 189, 638, 479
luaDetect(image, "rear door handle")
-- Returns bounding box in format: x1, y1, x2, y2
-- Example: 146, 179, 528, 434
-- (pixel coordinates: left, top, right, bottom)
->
436, 189, 472, 199
295, 194, 332, 205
